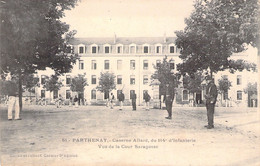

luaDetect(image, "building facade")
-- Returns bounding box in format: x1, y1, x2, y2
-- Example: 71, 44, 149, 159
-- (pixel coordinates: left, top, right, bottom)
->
34, 36, 258, 107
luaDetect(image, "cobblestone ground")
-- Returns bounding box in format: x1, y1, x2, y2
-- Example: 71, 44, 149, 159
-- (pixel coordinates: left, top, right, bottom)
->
0, 104, 259, 166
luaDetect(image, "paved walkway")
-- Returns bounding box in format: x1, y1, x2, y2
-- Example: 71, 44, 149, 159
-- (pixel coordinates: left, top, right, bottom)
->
0, 105, 259, 166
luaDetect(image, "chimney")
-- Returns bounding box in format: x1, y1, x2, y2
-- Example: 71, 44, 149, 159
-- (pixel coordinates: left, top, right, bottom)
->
163, 32, 166, 43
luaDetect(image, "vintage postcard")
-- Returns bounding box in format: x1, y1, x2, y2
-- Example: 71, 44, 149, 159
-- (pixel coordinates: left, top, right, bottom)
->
0, 0, 259, 166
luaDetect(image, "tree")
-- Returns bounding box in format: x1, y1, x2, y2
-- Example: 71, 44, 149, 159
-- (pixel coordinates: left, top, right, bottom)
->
218, 76, 232, 105
70, 74, 88, 98
43, 75, 63, 100
182, 71, 204, 105
0, 0, 79, 111
151, 56, 180, 97
175, 0, 258, 77
244, 82, 257, 107
97, 72, 116, 98
22, 74, 40, 93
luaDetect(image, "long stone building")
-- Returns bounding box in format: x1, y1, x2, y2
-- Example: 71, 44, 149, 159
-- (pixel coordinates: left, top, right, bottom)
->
35, 36, 258, 107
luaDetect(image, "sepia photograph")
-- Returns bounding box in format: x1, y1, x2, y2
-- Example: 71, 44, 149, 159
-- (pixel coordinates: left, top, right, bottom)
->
0, 0, 259, 165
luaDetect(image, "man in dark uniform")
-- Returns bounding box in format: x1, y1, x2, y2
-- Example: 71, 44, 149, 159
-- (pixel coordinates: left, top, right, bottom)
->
205, 77, 218, 129
165, 83, 175, 120
131, 91, 137, 111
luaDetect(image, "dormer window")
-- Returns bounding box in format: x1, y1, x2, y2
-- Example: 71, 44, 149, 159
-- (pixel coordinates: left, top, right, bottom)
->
105, 46, 110, 53
91, 44, 98, 54
104, 44, 111, 54
144, 46, 148, 53
79, 47, 84, 54
117, 44, 123, 53
143, 44, 149, 53
78, 44, 85, 54
155, 44, 162, 54
170, 46, 175, 53
129, 44, 136, 54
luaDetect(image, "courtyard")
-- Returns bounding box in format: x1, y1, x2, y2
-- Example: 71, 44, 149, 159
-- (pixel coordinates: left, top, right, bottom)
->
0, 105, 259, 166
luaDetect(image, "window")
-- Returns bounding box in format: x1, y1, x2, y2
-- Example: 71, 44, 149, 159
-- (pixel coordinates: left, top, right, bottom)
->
170, 46, 175, 53
91, 60, 97, 70
130, 90, 135, 99
144, 46, 148, 53
237, 90, 242, 100
143, 75, 148, 85
117, 60, 122, 70
92, 75, 96, 84
237, 75, 242, 85
91, 90, 96, 99
130, 60, 135, 70
92, 46, 97, 53
143, 90, 148, 100
117, 46, 122, 53
130, 46, 135, 53
105, 46, 110, 53
79, 60, 84, 70
117, 90, 122, 99
156, 46, 161, 53
41, 75, 47, 84
104, 60, 109, 70
170, 60, 175, 69
66, 75, 71, 85
143, 60, 148, 70
66, 90, 71, 99
41, 90, 45, 98
53, 90, 58, 99
130, 75, 135, 85
79, 46, 84, 54
183, 90, 189, 101
156, 60, 161, 67
117, 75, 122, 84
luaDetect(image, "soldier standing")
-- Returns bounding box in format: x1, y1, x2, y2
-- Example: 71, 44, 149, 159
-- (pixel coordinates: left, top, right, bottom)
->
204, 77, 218, 129
131, 91, 137, 111
165, 83, 175, 120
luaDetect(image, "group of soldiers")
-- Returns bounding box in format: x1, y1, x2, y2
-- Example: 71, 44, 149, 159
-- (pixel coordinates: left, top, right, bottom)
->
106, 91, 151, 111
5, 77, 218, 129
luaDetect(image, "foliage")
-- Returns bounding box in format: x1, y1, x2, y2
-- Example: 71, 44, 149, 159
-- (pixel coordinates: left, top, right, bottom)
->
70, 74, 88, 93
217, 76, 232, 94
43, 75, 63, 92
21, 74, 40, 93
151, 56, 180, 94
0, 0, 79, 110
183, 71, 204, 94
96, 72, 116, 93
175, 0, 259, 76
244, 82, 257, 94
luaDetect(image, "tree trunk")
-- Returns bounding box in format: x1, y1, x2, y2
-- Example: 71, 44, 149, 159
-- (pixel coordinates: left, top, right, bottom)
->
18, 70, 23, 112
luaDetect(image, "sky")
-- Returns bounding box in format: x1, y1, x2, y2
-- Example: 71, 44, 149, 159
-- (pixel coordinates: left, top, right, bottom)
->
62, 0, 195, 38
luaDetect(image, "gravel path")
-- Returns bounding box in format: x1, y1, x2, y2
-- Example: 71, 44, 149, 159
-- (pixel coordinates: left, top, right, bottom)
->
1, 105, 259, 166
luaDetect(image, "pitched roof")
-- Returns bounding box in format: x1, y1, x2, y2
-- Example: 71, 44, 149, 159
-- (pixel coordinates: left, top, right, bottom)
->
69, 37, 176, 45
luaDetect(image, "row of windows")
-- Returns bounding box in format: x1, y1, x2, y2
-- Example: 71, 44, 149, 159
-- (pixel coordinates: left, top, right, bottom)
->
79, 59, 175, 70
222, 75, 242, 85
78, 45, 177, 54
40, 74, 150, 85
182, 90, 243, 101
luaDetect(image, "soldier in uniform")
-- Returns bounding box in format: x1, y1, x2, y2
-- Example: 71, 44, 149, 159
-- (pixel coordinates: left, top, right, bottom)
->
204, 77, 218, 129
165, 83, 175, 120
